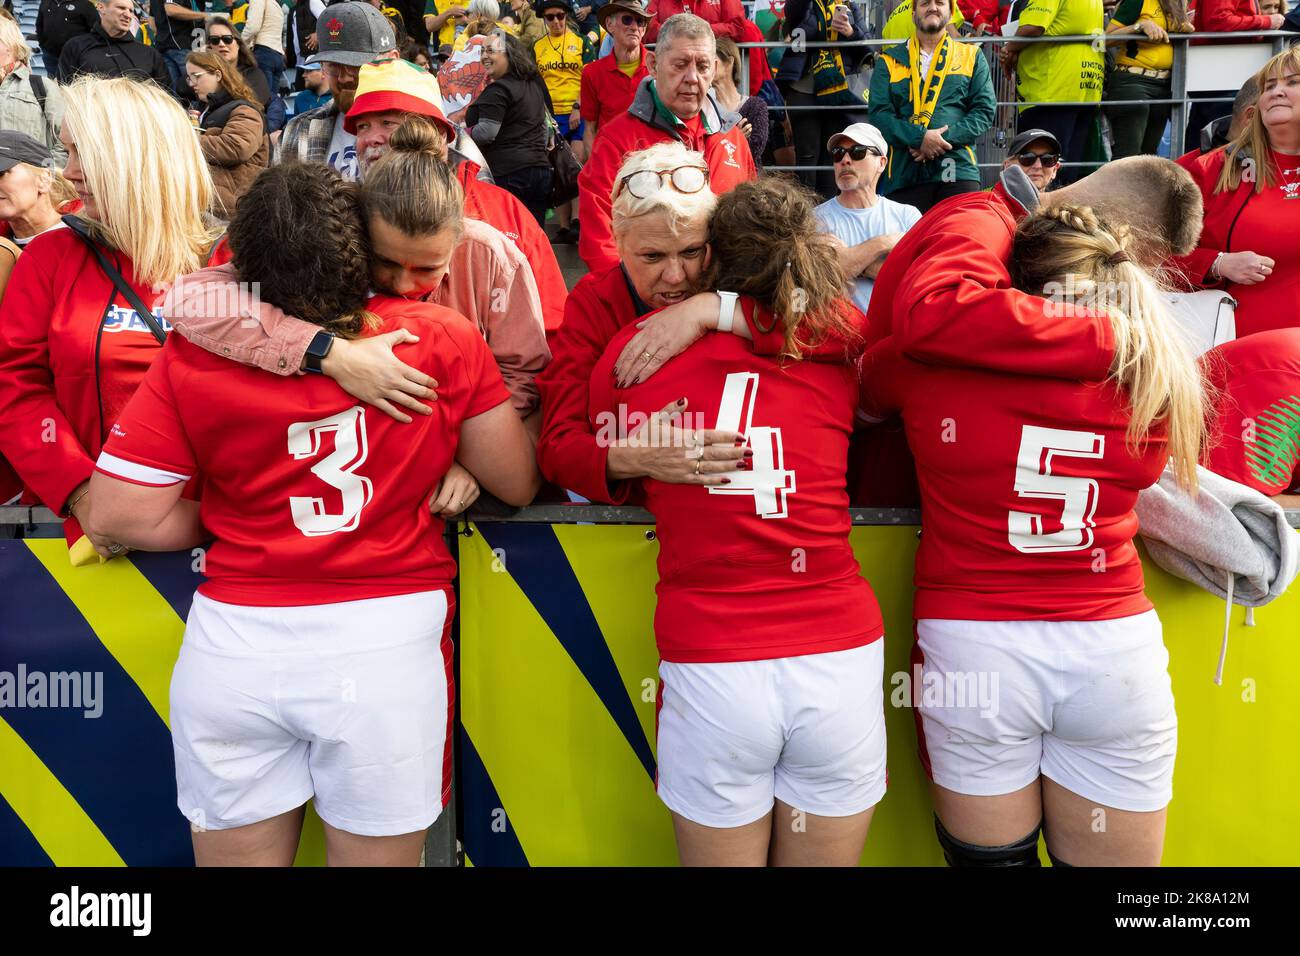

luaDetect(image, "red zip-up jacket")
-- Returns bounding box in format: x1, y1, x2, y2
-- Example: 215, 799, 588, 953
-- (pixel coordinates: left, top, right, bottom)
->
645, 0, 747, 42
457, 161, 569, 332
578, 79, 756, 273
1193, 0, 1273, 32
537, 264, 864, 502
1168, 147, 1300, 336
865, 178, 1115, 380
0, 228, 168, 526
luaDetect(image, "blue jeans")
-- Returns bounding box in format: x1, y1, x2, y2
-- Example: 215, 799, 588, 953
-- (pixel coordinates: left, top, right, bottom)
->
162, 48, 191, 97
254, 45, 286, 97
41, 51, 59, 79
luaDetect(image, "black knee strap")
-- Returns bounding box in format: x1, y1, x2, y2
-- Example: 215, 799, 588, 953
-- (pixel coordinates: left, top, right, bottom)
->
934, 816, 1042, 868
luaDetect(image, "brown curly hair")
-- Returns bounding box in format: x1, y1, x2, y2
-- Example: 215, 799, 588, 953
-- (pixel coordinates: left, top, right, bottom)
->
707, 176, 857, 359
227, 164, 377, 338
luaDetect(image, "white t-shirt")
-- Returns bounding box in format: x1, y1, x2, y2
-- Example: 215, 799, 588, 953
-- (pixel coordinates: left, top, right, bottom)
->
327, 113, 359, 182
814, 194, 922, 315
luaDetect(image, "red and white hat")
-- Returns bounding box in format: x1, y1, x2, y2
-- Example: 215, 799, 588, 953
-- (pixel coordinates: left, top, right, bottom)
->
345, 59, 458, 142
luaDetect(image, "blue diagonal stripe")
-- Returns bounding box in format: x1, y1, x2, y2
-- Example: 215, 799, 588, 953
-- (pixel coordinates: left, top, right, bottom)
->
129, 549, 204, 622
457, 728, 528, 867
0, 791, 53, 866
0, 543, 193, 866
476, 523, 656, 780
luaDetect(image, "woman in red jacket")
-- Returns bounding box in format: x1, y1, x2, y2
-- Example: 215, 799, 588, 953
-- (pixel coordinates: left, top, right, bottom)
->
1174, 47, 1300, 337
589, 176, 882, 866
0, 76, 217, 559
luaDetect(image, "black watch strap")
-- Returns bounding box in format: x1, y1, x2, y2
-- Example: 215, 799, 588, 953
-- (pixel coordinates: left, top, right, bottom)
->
304, 330, 334, 374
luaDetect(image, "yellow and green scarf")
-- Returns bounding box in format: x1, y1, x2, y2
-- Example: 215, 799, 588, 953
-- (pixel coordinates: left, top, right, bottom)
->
811, 0, 859, 105
907, 31, 953, 127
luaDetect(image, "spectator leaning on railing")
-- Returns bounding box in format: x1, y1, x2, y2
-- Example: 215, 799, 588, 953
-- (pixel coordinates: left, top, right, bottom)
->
59, 0, 172, 89
1103, 0, 1193, 160
577, 12, 755, 272
0, 16, 67, 165
1184, 0, 1286, 153
999, 0, 1104, 185
868, 0, 994, 213
777, 0, 871, 198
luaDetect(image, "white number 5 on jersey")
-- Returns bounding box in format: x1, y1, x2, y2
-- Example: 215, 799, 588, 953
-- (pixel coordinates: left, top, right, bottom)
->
287, 407, 373, 536
708, 372, 796, 519
1008, 425, 1104, 553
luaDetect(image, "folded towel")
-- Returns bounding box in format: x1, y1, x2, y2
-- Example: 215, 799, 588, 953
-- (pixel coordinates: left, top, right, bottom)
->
1136, 464, 1299, 683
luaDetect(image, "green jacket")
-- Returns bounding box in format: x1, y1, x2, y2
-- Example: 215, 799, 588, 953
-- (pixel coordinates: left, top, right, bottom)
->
867, 39, 996, 193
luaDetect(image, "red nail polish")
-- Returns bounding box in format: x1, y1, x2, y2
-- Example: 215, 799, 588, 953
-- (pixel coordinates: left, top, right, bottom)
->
720, 477, 731, 484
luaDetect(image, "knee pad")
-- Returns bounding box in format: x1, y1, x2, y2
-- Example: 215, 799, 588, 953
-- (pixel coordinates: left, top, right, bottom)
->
934, 815, 1042, 868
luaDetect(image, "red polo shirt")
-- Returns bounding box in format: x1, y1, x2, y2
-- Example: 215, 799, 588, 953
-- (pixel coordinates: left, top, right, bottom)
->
580, 49, 650, 134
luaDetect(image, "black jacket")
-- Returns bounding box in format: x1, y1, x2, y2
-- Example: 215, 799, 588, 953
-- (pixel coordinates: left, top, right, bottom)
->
58, 23, 172, 89
285, 0, 318, 71
36, 0, 99, 59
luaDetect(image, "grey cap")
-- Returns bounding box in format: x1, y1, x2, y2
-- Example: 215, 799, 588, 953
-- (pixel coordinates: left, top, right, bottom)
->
0, 130, 52, 173
306, 2, 397, 67
1007, 128, 1061, 156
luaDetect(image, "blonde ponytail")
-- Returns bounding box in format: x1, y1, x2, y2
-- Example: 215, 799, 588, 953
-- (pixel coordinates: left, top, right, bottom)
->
1012, 205, 1210, 491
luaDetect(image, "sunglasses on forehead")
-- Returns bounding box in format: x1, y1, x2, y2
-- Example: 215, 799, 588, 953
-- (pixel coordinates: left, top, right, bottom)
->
616, 165, 709, 200
830, 144, 881, 162
1016, 150, 1060, 168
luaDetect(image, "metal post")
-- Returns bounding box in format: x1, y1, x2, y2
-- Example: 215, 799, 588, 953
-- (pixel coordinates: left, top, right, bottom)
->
1170, 39, 1188, 158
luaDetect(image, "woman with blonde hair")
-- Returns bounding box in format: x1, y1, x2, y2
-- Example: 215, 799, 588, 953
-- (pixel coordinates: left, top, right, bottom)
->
1174, 46, 1300, 337
0, 13, 66, 164
186, 49, 269, 219
861, 203, 1208, 868
0, 76, 216, 560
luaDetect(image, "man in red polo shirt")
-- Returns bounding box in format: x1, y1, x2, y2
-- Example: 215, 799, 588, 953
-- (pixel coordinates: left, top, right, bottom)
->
578, 12, 755, 272
580, 0, 652, 153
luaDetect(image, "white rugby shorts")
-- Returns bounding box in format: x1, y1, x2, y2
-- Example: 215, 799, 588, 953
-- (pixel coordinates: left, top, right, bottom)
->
915, 610, 1177, 813
171, 589, 454, 837
656, 640, 888, 828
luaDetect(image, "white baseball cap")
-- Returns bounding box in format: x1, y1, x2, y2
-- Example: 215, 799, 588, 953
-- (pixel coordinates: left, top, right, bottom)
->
827, 122, 888, 157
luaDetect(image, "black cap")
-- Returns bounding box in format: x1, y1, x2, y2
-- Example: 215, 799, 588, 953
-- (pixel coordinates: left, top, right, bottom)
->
1007, 128, 1061, 155
0, 131, 53, 173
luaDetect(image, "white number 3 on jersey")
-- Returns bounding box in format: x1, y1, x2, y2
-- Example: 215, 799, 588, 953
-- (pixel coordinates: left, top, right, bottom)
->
708, 372, 796, 519
287, 407, 374, 536
1008, 425, 1104, 553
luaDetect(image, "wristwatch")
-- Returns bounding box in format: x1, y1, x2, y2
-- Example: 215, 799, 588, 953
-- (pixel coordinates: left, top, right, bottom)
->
304, 330, 335, 374
716, 291, 739, 333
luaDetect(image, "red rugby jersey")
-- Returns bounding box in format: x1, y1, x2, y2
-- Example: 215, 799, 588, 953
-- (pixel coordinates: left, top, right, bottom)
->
860, 338, 1169, 621
1202, 329, 1300, 496
95, 296, 510, 607
590, 323, 883, 664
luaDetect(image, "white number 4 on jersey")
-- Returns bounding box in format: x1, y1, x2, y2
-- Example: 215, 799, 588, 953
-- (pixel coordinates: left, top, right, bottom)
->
708, 372, 796, 519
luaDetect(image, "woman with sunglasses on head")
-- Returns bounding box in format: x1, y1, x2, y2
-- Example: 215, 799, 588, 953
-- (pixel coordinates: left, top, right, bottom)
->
539, 141, 870, 505
1002, 128, 1061, 193
185, 50, 269, 220
585, 173, 884, 867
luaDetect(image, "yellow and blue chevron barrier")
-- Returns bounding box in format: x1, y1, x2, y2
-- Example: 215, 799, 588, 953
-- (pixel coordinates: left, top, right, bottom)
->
458, 518, 1300, 866
0, 539, 326, 867
4, 512, 1298, 866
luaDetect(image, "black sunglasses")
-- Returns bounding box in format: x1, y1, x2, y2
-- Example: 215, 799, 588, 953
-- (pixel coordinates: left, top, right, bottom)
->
618, 14, 646, 27
544, 12, 567, 20
1016, 150, 1060, 168
831, 144, 881, 162
209, 34, 238, 45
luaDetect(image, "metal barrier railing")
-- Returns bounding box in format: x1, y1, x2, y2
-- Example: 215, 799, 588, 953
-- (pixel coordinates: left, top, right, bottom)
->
730, 29, 1295, 181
